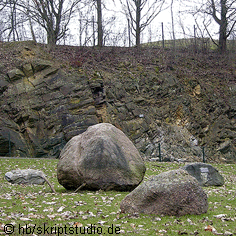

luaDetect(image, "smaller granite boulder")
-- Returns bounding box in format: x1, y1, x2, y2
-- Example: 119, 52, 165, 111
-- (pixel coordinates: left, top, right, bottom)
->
120, 169, 208, 216
5, 169, 46, 185
181, 163, 224, 186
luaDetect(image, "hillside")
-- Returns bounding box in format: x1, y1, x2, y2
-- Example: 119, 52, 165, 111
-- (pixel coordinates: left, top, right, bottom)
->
0, 41, 235, 163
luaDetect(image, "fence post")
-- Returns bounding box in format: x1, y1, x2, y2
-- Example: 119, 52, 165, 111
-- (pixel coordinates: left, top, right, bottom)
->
161, 22, 164, 48
202, 146, 206, 163
159, 143, 162, 162
92, 15, 95, 47
128, 18, 131, 47
194, 25, 197, 52
9, 132, 11, 157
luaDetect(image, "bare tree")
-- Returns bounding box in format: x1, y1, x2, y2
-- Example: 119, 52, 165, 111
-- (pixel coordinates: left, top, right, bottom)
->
0, 0, 7, 11
95, 0, 115, 47
120, 0, 165, 47
170, 0, 176, 49
0, 0, 82, 45
25, 0, 37, 42
19, 0, 82, 45
0, 1, 7, 40
0, 0, 29, 41
89, 0, 117, 47
96, 0, 103, 47
77, 6, 93, 46
195, 0, 236, 52
9, 0, 19, 41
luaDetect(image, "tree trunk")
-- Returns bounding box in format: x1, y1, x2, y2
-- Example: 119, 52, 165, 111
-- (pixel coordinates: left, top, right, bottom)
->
47, 29, 57, 47
46, 19, 57, 46
170, 0, 175, 50
29, 17, 37, 43
135, 0, 141, 47
97, 0, 103, 47
8, 0, 18, 41
219, 23, 227, 52
219, 0, 227, 52
128, 18, 131, 47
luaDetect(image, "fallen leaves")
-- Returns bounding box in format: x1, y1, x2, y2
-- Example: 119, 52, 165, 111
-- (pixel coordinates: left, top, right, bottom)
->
224, 232, 233, 236
19, 217, 32, 221
204, 225, 234, 235
73, 222, 83, 228
213, 214, 235, 222
0, 160, 236, 236
57, 206, 65, 212
204, 225, 217, 233
42, 201, 56, 205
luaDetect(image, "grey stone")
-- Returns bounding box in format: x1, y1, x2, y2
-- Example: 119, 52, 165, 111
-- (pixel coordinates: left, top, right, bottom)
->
217, 140, 232, 154
7, 68, 25, 81
0, 126, 29, 157
22, 63, 34, 77
57, 123, 146, 191
5, 169, 46, 185
120, 169, 208, 216
217, 140, 236, 163
31, 59, 53, 72
147, 123, 202, 162
0, 76, 9, 93
180, 163, 224, 186
229, 96, 236, 110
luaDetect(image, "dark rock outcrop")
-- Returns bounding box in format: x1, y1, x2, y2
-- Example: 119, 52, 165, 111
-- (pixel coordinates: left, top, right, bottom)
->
57, 123, 146, 191
0, 42, 99, 158
0, 42, 235, 162
120, 169, 208, 216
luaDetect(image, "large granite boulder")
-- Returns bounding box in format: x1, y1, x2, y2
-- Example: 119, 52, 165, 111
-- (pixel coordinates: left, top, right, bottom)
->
5, 169, 46, 185
57, 123, 146, 191
120, 169, 208, 216
180, 163, 224, 186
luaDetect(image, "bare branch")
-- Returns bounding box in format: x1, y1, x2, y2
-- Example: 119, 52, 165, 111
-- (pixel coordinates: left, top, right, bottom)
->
210, 0, 221, 25
203, 21, 218, 46
120, 0, 165, 46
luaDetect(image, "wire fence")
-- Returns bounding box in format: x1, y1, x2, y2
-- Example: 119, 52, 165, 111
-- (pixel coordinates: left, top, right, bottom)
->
146, 23, 236, 54
151, 143, 207, 163
6, 130, 208, 162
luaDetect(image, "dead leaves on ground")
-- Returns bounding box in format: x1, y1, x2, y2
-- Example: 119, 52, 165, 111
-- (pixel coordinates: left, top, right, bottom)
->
0, 160, 236, 235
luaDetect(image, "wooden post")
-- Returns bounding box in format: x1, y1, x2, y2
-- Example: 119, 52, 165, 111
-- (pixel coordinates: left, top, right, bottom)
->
92, 15, 95, 47
9, 132, 11, 157
194, 25, 197, 52
162, 22, 164, 48
128, 18, 131, 47
159, 143, 162, 162
202, 146, 206, 163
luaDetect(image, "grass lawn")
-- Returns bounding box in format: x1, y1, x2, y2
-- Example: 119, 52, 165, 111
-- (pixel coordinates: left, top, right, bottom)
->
0, 158, 235, 235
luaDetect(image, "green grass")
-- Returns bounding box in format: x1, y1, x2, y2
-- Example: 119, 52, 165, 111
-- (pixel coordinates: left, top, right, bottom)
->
0, 158, 235, 235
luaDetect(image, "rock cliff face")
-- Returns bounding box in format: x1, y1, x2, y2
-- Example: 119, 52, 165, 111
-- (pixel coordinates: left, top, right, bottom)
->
0, 42, 99, 158
0, 41, 235, 162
